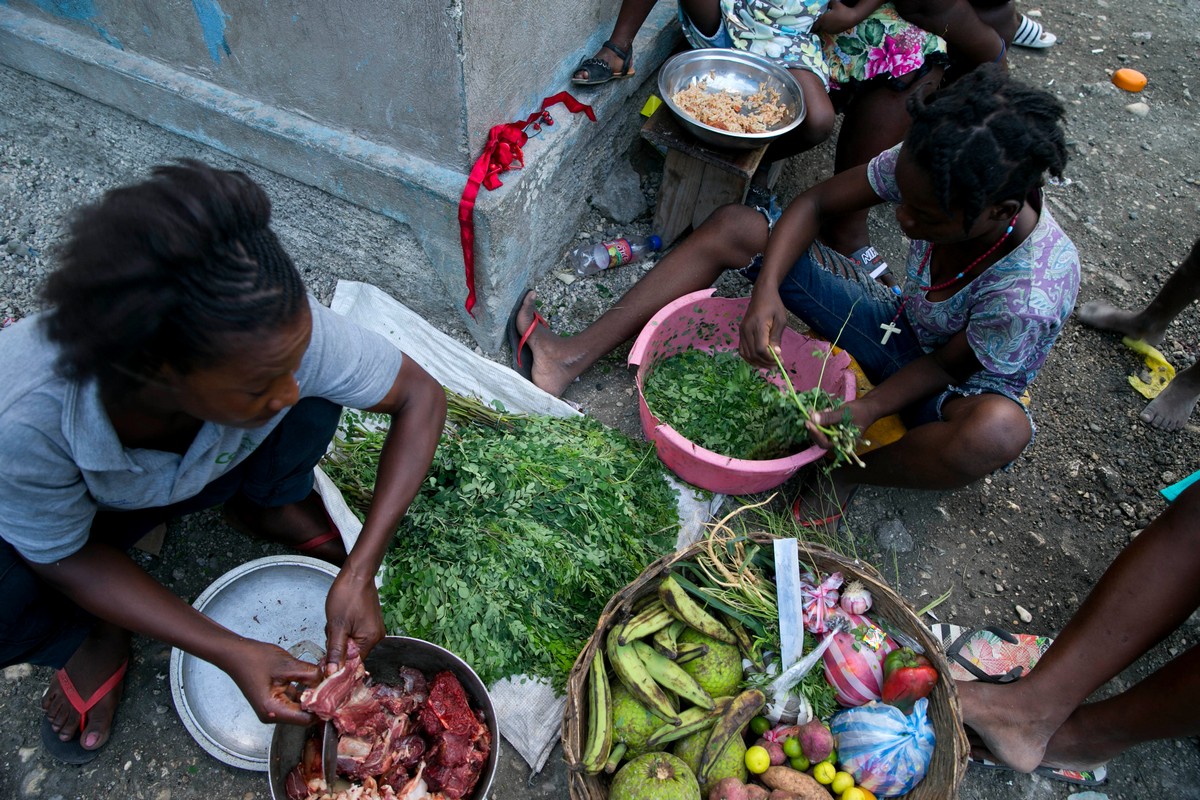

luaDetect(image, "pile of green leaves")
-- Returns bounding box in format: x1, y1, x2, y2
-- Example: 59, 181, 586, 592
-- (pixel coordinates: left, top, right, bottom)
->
321, 393, 680, 690
642, 349, 814, 460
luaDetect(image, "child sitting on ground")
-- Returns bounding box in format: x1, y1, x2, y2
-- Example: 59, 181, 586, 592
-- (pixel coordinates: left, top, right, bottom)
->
1076, 236, 1200, 431
514, 65, 1077, 524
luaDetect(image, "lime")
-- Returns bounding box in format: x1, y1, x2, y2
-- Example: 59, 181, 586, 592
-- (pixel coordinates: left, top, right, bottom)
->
831, 771, 855, 794
749, 716, 771, 737
782, 737, 802, 759
842, 788, 870, 800
789, 755, 810, 771
821, 747, 838, 765
813, 761, 837, 785
744, 745, 771, 774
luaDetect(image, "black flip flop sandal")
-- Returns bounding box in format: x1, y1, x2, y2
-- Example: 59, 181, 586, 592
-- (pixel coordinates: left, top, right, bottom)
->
572, 40, 634, 86
943, 626, 1025, 683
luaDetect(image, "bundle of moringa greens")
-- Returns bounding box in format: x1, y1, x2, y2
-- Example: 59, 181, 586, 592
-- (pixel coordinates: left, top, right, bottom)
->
320, 391, 680, 690
643, 348, 862, 467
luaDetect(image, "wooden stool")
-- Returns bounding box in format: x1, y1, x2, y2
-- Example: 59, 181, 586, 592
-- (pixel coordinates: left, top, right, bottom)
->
640, 105, 769, 247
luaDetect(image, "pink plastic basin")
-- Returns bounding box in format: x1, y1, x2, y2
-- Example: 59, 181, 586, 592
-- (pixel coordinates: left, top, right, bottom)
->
627, 289, 855, 494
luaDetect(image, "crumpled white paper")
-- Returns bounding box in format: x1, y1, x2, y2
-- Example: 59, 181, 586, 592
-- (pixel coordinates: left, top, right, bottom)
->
312, 281, 719, 772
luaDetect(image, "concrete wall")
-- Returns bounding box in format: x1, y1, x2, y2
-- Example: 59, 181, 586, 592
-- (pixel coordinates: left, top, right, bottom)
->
0, 0, 681, 350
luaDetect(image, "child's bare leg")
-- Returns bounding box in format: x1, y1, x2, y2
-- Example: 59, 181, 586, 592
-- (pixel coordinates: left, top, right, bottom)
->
818, 68, 943, 255
960, 482, 1200, 772
967, 0, 1018, 41
515, 204, 768, 397
572, 0, 659, 82
798, 392, 1030, 517
891, 0, 1006, 64
42, 621, 131, 751
759, 72, 837, 167
1077, 236, 1200, 346
1038, 642, 1200, 770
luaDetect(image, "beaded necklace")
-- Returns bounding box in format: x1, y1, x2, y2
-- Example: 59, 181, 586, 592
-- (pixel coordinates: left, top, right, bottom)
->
878, 213, 1020, 345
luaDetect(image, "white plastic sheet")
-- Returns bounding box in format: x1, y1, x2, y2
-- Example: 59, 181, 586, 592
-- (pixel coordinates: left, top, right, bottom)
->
313, 281, 718, 772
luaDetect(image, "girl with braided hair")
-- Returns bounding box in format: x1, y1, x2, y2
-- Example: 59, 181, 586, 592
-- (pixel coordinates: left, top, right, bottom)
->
513, 64, 1077, 467
0, 161, 446, 763
739, 62, 1078, 523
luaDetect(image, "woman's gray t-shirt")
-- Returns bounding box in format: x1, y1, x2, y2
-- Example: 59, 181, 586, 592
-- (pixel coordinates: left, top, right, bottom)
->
0, 296, 403, 564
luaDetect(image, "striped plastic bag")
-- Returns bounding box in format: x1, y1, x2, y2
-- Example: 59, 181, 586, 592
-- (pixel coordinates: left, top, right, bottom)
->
831, 698, 936, 797
822, 612, 896, 707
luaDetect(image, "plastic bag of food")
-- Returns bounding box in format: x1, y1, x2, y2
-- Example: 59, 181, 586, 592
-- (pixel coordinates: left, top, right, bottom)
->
822, 612, 896, 707
830, 698, 935, 797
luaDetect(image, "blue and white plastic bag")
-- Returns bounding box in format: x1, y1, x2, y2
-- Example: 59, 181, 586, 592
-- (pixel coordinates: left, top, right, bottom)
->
831, 697, 936, 797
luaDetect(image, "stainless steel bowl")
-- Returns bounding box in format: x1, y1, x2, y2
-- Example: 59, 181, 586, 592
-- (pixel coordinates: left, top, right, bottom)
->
268, 636, 499, 800
658, 48, 807, 151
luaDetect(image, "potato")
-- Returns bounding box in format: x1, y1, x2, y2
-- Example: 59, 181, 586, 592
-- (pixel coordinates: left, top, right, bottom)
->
760, 766, 829, 800
768, 792, 802, 800
709, 777, 749, 800
744, 785, 770, 800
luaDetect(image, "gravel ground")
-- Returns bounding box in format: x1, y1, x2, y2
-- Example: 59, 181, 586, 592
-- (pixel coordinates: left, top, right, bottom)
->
3, 0, 1200, 796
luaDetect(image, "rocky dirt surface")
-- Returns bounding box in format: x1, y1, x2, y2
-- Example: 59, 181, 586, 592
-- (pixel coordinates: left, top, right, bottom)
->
2, 0, 1200, 796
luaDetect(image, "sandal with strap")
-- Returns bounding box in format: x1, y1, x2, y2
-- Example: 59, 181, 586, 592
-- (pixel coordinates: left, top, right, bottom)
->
572, 40, 635, 86
1011, 14, 1057, 48
40, 658, 129, 764
508, 290, 548, 380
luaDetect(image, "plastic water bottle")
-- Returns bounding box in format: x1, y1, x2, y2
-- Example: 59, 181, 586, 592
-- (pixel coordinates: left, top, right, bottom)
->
571, 234, 663, 276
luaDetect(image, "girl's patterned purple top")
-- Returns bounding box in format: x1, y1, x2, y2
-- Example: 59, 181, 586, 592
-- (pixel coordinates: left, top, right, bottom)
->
868, 144, 1081, 400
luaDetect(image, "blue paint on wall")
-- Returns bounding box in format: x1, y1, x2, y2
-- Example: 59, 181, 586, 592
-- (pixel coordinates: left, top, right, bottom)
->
191, 0, 232, 63
27, 0, 124, 49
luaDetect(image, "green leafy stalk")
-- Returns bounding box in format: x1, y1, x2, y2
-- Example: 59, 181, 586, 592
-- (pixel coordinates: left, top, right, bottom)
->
767, 346, 865, 470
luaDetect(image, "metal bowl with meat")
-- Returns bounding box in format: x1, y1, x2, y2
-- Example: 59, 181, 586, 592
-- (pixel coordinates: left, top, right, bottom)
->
269, 636, 499, 800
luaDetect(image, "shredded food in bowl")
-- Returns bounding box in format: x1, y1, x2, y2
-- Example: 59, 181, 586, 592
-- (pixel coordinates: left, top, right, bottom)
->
671, 74, 789, 134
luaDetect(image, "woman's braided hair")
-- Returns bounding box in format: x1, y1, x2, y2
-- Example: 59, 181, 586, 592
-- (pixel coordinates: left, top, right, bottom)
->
42, 160, 306, 396
905, 63, 1068, 230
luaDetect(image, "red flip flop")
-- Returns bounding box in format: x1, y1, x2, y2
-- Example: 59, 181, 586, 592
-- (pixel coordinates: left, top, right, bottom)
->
41, 658, 129, 764
792, 486, 858, 529
507, 290, 548, 380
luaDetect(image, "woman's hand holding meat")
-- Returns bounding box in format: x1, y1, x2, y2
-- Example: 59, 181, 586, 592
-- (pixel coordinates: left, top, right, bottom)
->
322, 569, 386, 673
221, 639, 322, 726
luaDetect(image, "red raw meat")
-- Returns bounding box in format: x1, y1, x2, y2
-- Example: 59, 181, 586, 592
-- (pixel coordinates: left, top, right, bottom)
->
300, 656, 488, 799
300, 641, 366, 719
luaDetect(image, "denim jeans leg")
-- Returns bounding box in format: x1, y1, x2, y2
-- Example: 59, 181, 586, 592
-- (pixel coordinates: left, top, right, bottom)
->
747, 245, 925, 386
0, 540, 94, 668
236, 397, 343, 508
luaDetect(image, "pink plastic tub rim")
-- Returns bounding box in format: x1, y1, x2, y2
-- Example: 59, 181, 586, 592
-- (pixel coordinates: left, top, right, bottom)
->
628, 289, 856, 494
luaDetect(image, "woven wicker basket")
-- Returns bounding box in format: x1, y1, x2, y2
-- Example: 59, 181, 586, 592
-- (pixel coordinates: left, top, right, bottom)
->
561, 533, 968, 800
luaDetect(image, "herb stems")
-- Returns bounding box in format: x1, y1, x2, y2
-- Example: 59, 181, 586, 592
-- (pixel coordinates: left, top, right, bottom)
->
767, 346, 865, 470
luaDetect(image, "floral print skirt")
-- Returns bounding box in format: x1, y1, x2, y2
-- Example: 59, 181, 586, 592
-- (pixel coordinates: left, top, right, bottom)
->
822, 4, 946, 87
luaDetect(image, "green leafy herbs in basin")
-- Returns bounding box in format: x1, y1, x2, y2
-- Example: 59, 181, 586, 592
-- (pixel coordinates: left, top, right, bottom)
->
642, 349, 848, 461
321, 393, 680, 690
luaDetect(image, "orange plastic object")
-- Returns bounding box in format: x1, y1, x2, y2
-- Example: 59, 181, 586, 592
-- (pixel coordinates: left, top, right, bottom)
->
627, 289, 855, 494
1112, 68, 1148, 92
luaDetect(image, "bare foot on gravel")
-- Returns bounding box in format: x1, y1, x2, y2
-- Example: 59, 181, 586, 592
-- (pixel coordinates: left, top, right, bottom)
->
1140, 363, 1200, 430
958, 680, 1060, 774
514, 291, 587, 398
43, 622, 130, 751
1076, 300, 1167, 345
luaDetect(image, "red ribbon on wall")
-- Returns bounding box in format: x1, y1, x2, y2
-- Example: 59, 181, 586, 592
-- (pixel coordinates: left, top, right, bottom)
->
458, 91, 596, 316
